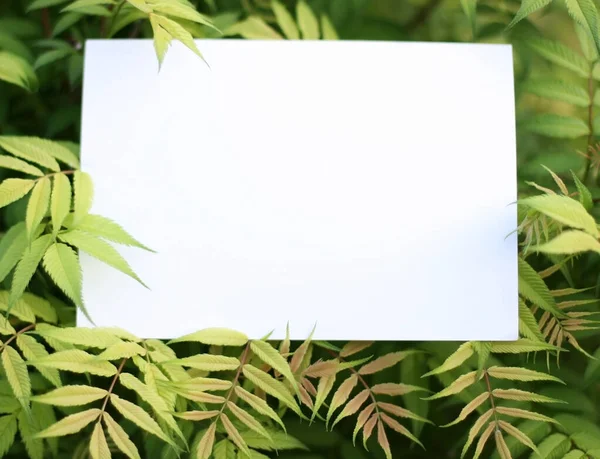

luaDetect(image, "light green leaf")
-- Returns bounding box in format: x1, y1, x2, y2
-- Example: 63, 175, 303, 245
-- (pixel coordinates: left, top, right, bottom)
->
490, 338, 559, 353
311, 373, 336, 421
62, 0, 114, 12
29, 349, 118, 376
526, 37, 590, 77
0, 415, 17, 457
17, 407, 44, 459
58, 230, 146, 286
522, 114, 590, 139
296, 1, 319, 39
103, 411, 141, 459
0, 291, 36, 323
272, 1, 299, 39
110, 394, 176, 447
320, 14, 338, 40
32, 385, 107, 406
51, 173, 72, 234
227, 402, 272, 443
27, 0, 70, 11
486, 366, 564, 383
521, 79, 590, 106
250, 340, 297, 389
52, 13, 83, 37
150, 14, 172, 67
63, 3, 111, 15
26, 178, 50, 241
0, 51, 39, 92
519, 257, 565, 318
23, 292, 57, 324
36, 408, 100, 438
425, 371, 481, 400
0, 136, 61, 171
508, 0, 552, 28
460, 0, 477, 37
0, 223, 27, 283
74, 214, 152, 251
170, 328, 248, 346
423, 342, 473, 377
2, 346, 31, 410
533, 230, 600, 255
520, 194, 598, 237
16, 334, 61, 387
154, 14, 206, 63
42, 242, 83, 306
519, 300, 545, 342
226, 16, 283, 39
196, 423, 216, 459
151, 1, 215, 28
564, 0, 600, 56
213, 439, 236, 459
9, 233, 52, 309
72, 171, 93, 226
242, 364, 304, 417
234, 386, 286, 431
221, 413, 251, 457
0, 178, 35, 209
89, 422, 111, 459
0, 156, 43, 176
172, 353, 240, 371
0, 316, 16, 335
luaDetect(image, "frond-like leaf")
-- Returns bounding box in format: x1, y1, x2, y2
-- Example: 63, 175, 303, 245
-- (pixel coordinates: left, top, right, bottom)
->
250, 340, 297, 389
0, 178, 35, 209
170, 328, 248, 346
533, 230, 600, 255
443, 391, 489, 427
380, 412, 424, 449
332, 389, 370, 430
495, 406, 558, 423
0, 136, 60, 171
2, 346, 31, 410
32, 385, 107, 406
358, 351, 418, 375
272, 0, 299, 39
173, 354, 241, 371
72, 171, 93, 226
423, 342, 473, 377
103, 412, 141, 459
461, 408, 494, 458
326, 374, 358, 427
242, 364, 303, 417
25, 177, 50, 240
29, 349, 117, 376
196, 423, 216, 459
16, 334, 61, 387
296, 0, 319, 39
74, 214, 151, 251
42, 242, 83, 307
89, 422, 111, 459
51, 173, 71, 235
220, 413, 250, 457
487, 366, 564, 383
36, 408, 100, 438
234, 386, 286, 431
425, 371, 481, 400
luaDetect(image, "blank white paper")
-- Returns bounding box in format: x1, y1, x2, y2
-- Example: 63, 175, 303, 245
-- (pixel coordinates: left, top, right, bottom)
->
78, 39, 518, 341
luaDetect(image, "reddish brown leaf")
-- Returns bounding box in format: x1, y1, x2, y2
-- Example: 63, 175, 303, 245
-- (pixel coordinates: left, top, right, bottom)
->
303, 359, 340, 378
371, 383, 426, 397
353, 403, 376, 445
340, 341, 374, 358
359, 351, 416, 375
380, 412, 424, 448
362, 413, 378, 449
377, 420, 392, 459
332, 389, 370, 429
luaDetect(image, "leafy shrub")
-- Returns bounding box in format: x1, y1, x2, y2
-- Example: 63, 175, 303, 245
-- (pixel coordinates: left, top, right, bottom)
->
2, 0, 600, 458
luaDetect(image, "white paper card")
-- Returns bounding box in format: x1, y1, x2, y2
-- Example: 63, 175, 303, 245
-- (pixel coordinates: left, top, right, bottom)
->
79, 39, 518, 341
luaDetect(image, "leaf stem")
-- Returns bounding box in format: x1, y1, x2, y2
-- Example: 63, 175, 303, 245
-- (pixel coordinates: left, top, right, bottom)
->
106, 0, 127, 38
483, 369, 498, 425
219, 342, 252, 415
35, 170, 77, 183
0, 323, 36, 353
100, 358, 128, 415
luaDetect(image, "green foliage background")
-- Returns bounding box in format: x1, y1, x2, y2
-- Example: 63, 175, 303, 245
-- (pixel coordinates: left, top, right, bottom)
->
2, 0, 600, 458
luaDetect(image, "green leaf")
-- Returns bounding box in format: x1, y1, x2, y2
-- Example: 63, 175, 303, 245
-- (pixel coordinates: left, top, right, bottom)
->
296, 1, 319, 39
89, 422, 111, 459
103, 411, 141, 459
521, 79, 590, 106
110, 394, 176, 447
150, 14, 172, 67
2, 346, 31, 410
519, 300, 545, 342
23, 293, 57, 323
423, 342, 473, 377
0, 51, 38, 92
486, 366, 564, 383
173, 353, 240, 371
51, 173, 72, 235
320, 15, 338, 40
226, 16, 283, 39
72, 171, 93, 226
311, 374, 336, 421
571, 171, 593, 210
0, 156, 43, 176
460, 0, 477, 37
0, 291, 36, 323
34, 48, 73, 70
36, 408, 100, 438
29, 349, 118, 376
150, 1, 215, 28
0, 222, 27, 283
227, 402, 273, 443
52, 13, 83, 37
522, 114, 590, 139
526, 37, 590, 77
242, 364, 304, 417
519, 257, 565, 318
25, 178, 50, 241
490, 338, 560, 353
58, 230, 146, 286
170, 328, 248, 346
98, 342, 146, 360
0, 415, 17, 457
533, 230, 600, 255
272, 1, 299, 39
0, 136, 61, 171
508, 0, 552, 28
234, 386, 286, 431
16, 334, 61, 387
42, 242, 83, 306
17, 407, 44, 459
27, 0, 70, 11
32, 385, 107, 406
424, 371, 480, 400
0, 316, 16, 335
154, 14, 206, 63
564, 0, 600, 56
74, 214, 152, 251
213, 439, 236, 459
250, 340, 297, 389
521, 194, 598, 237
35, 324, 121, 348
0, 178, 35, 209
9, 234, 52, 308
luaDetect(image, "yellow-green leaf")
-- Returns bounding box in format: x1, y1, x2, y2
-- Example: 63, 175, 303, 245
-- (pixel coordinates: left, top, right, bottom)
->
16, 334, 61, 387
331, 389, 370, 430
0, 156, 43, 176
242, 364, 303, 417
36, 408, 100, 438
272, 0, 299, 39
320, 15, 338, 40
51, 173, 71, 234
492, 388, 564, 404
487, 366, 564, 383
170, 328, 248, 346
326, 374, 358, 427
423, 342, 473, 377
42, 242, 83, 307
32, 385, 107, 406
35, 324, 121, 348
74, 214, 152, 251
98, 342, 146, 360
72, 171, 93, 226
89, 422, 111, 459
0, 136, 60, 171
174, 410, 219, 421
103, 412, 140, 459
442, 391, 489, 427
0, 178, 35, 209
296, 1, 319, 39
226, 16, 283, 39
425, 371, 481, 400
196, 422, 216, 459
533, 230, 600, 255
460, 409, 494, 458
0, 51, 39, 92
227, 402, 272, 442
29, 349, 117, 377
173, 353, 240, 371
234, 386, 286, 431
220, 413, 250, 457
2, 346, 31, 409
250, 340, 297, 389
473, 421, 495, 459
149, 13, 172, 67
25, 178, 50, 240
508, 0, 552, 28
520, 195, 598, 237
